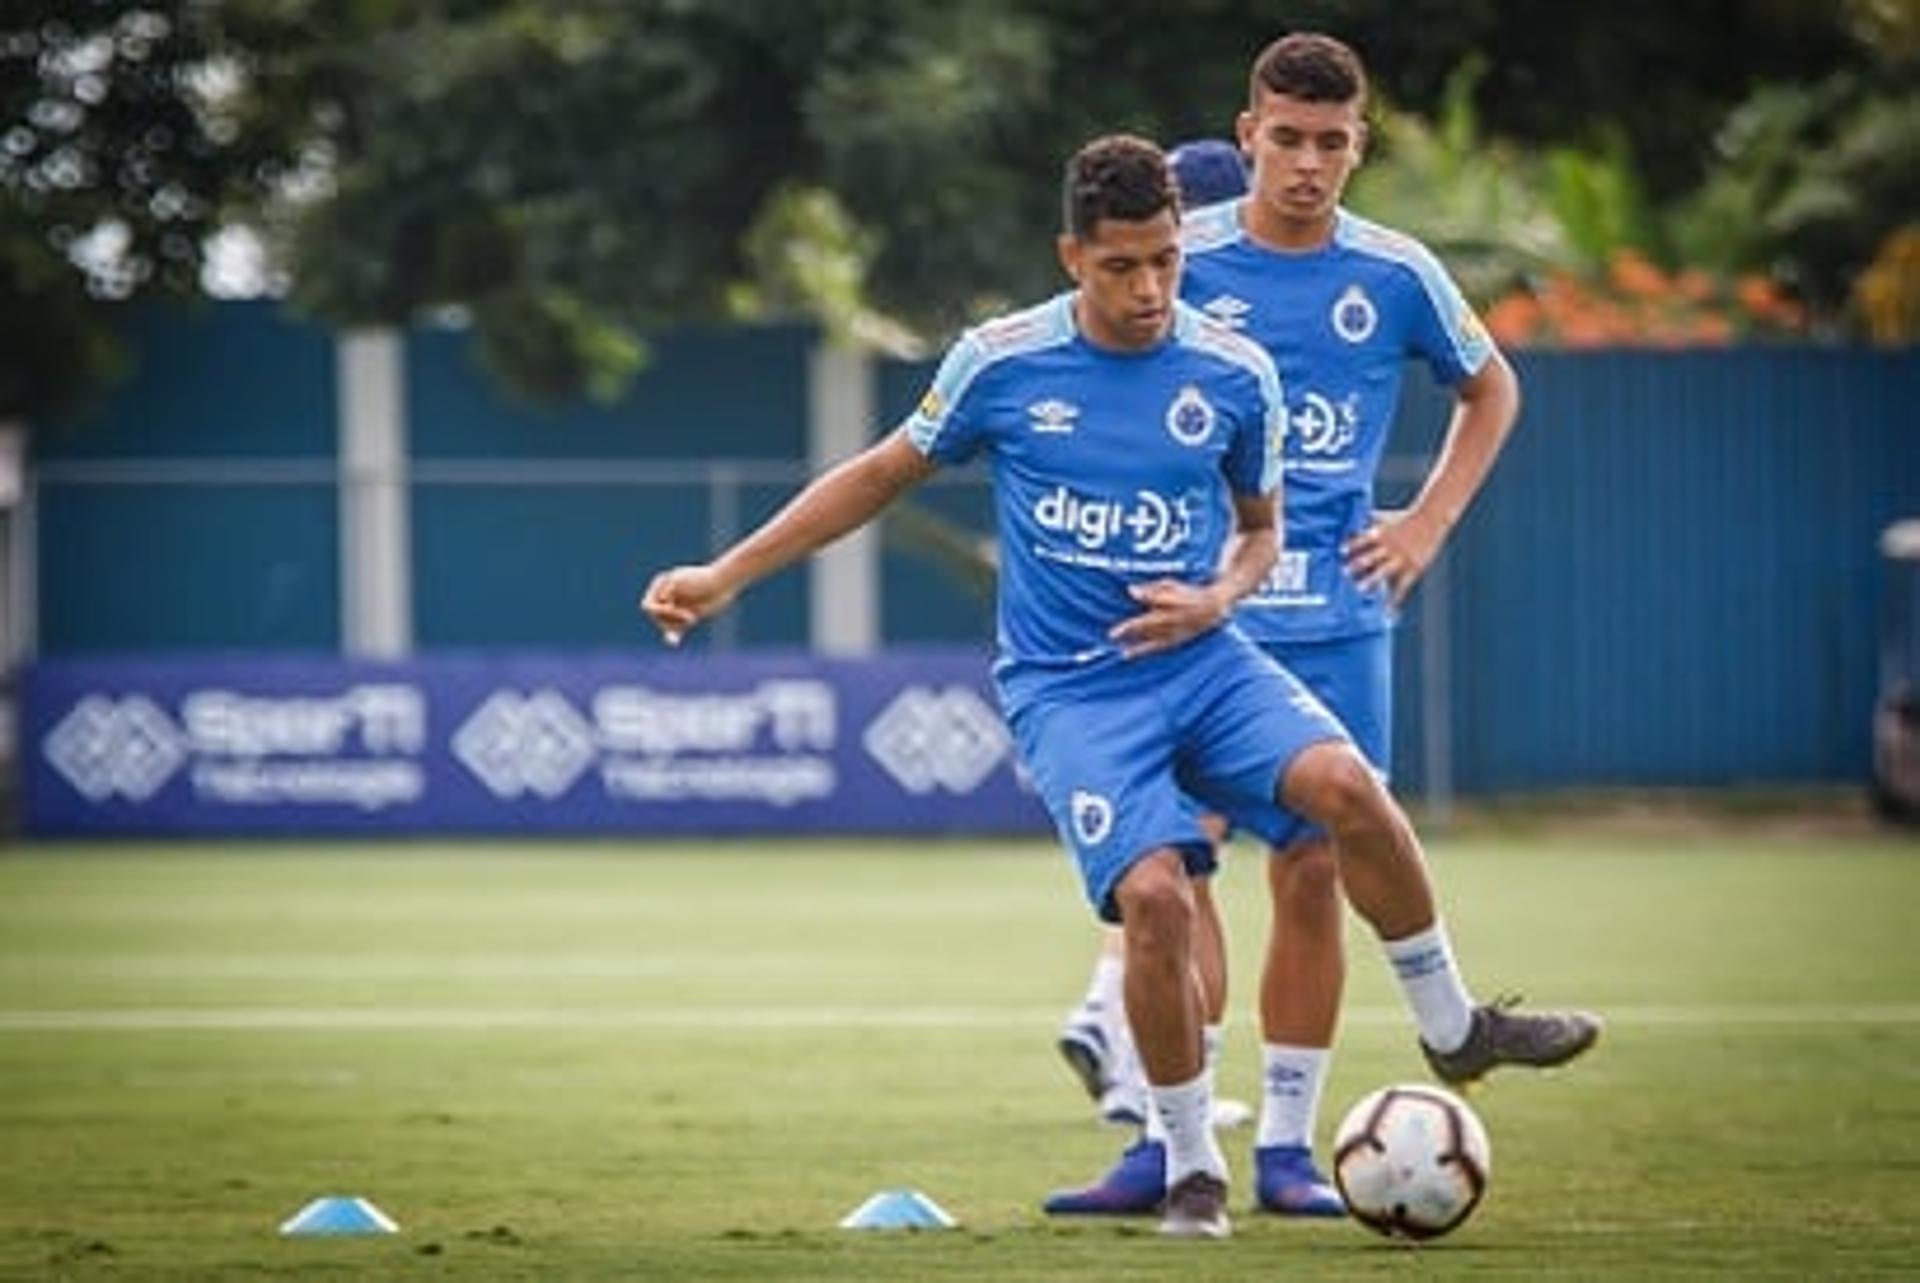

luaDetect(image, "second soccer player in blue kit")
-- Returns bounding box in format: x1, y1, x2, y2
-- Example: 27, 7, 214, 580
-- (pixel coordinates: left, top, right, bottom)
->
1048, 33, 1601, 1224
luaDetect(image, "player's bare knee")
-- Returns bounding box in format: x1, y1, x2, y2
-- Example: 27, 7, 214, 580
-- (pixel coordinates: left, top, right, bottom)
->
1114, 857, 1194, 955
1275, 839, 1342, 909
1286, 744, 1385, 834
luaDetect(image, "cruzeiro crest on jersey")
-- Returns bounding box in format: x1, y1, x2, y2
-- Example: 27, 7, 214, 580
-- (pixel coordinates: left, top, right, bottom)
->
1331, 283, 1378, 343
1070, 788, 1114, 846
1164, 384, 1216, 447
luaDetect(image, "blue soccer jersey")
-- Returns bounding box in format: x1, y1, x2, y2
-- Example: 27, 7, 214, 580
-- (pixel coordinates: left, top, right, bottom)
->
1181, 203, 1496, 642
902, 293, 1285, 712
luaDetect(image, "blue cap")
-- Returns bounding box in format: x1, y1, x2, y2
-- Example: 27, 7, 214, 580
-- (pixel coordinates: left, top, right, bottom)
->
1168, 139, 1248, 207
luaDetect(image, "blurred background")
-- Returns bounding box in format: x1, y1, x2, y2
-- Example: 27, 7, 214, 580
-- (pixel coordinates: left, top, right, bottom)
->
4, 0, 1918, 839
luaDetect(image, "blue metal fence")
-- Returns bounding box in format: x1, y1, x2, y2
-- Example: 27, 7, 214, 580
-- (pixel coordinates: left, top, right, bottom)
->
30, 306, 1920, 792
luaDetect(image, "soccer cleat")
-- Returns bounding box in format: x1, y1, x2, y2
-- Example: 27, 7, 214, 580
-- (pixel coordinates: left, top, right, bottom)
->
1253, 1144, 1345, 1218
1056, 1019, 1114, 1102
1158, 1171, 1232, 1239
1041, 1138, 1166, 1215
1421, 995, 1603, 1086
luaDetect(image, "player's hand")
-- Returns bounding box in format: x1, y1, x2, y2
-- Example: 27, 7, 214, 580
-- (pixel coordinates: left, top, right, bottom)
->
639, 565, 735, 647
1344, 509, 1444, 607
1108, 579, 1229, 659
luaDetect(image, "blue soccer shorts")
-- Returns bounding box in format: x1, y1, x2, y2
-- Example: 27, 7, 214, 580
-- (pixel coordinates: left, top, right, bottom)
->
1006, 628, 1350, 923
1252, 628, 1393, 853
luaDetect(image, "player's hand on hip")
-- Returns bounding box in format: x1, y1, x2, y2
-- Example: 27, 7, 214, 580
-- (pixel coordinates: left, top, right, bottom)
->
640, 565, 734, 647
1344, 509, 1442, 607
1108, 579, 1228, 659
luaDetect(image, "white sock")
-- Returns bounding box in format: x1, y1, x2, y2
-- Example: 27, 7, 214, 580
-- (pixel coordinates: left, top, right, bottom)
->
1079, 952, 1124, 1023
1150, 1072, 1227, 1184
1256, 1044, 1330, 1149
1111, 1008, 1146, 1095
1383, 921, 1476, 1053
1143, 1035, 1169, 1143
1143, 1026, 1216, 1146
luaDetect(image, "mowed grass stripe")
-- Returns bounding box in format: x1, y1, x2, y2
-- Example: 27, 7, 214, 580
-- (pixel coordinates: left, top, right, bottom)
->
3, 1002, 1919, 1030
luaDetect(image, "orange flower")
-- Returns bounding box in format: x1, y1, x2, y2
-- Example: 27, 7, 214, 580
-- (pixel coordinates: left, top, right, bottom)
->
1735, 274, 1785, 316
1609, 249, 1669, 299
1676, 268, 1715, 303
1688, 314, 1734, 345
1484, 292, 1544, 345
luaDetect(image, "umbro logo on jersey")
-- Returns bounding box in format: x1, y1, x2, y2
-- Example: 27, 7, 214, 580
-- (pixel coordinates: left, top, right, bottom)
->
1200, 295, 1252, 330
1026, 398, 1080, 433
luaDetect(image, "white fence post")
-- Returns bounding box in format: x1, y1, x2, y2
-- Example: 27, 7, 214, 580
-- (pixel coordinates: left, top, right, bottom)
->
807, 342, 878, 655
338, 330, 412, 658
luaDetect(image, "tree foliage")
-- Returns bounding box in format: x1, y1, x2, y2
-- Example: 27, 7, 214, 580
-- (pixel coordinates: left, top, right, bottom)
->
0, 0, 1901, 421
0, 2, 286, 419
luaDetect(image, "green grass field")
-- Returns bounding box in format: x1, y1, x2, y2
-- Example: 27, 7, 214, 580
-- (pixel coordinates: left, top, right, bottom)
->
3, 829, 1918, 1280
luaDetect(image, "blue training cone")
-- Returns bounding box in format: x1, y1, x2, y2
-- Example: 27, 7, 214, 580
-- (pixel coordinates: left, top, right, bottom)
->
279, 1196, 400, 1236
839, 1188, 959, 1230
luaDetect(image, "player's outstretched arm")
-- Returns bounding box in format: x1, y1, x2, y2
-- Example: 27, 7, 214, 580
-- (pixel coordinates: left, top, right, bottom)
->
640, 430, 937, 645
1346, 348, 1519, 605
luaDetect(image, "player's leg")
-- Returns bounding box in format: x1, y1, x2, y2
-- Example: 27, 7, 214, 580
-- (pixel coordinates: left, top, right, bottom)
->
1014, 688, 1230, 1235
1187, 865, 1259, 1130
1252, 834, 1346, 1215
1113, 849, 1230, 1237
1168, 635, 1348, 1215
1044, 858, 1245, 1218
1250, 632, 1381, 1217
1188, 868, 1254, 1130
1190, 814, 1230, 1024
1056, 927, 1149, 1125
1277, 742, 1601, 1082
1177, 632, 1599, 1089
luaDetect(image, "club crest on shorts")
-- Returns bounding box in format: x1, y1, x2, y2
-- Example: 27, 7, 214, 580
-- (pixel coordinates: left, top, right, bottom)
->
1165, 384, 1215, 446
1332, 284, 1378, 344
1070, 789, 1114, 846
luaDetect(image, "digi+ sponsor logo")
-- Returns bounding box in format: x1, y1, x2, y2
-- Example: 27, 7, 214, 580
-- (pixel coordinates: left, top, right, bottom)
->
1033, 486, 1194, 555
1291, 390, 1360, 457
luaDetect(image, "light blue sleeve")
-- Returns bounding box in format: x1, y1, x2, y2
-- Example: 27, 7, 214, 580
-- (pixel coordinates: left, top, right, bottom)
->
902, 333, 991, 465
1175, 304, 1284, 497
1222, 354, 1285, 498
1403, 250, 1495, 386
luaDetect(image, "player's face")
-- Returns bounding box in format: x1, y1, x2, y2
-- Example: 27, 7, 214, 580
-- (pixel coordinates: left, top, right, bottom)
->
1237, 89, 1365, 241
1057, 209, 1182, 351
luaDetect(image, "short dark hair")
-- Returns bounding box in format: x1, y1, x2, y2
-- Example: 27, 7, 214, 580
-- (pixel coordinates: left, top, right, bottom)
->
1062, 134, 1176, 240
1250, 32, 1368, 108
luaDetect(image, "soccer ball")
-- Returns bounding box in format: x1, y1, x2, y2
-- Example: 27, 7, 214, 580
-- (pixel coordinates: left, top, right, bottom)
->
1332, 1083, 1491, 1240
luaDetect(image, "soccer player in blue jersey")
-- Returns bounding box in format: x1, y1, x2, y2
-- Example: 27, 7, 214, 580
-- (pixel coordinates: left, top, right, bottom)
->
1045, 33, 1600, 1223
643, 133, 1592, 1240
1051, 135, 1256, 1135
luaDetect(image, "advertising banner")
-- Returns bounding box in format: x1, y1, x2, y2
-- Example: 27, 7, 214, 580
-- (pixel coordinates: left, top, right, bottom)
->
24, 651, 1048, 837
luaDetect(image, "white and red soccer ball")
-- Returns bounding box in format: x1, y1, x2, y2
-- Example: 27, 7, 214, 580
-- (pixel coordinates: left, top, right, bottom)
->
1332, 1083, 1492, 1241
